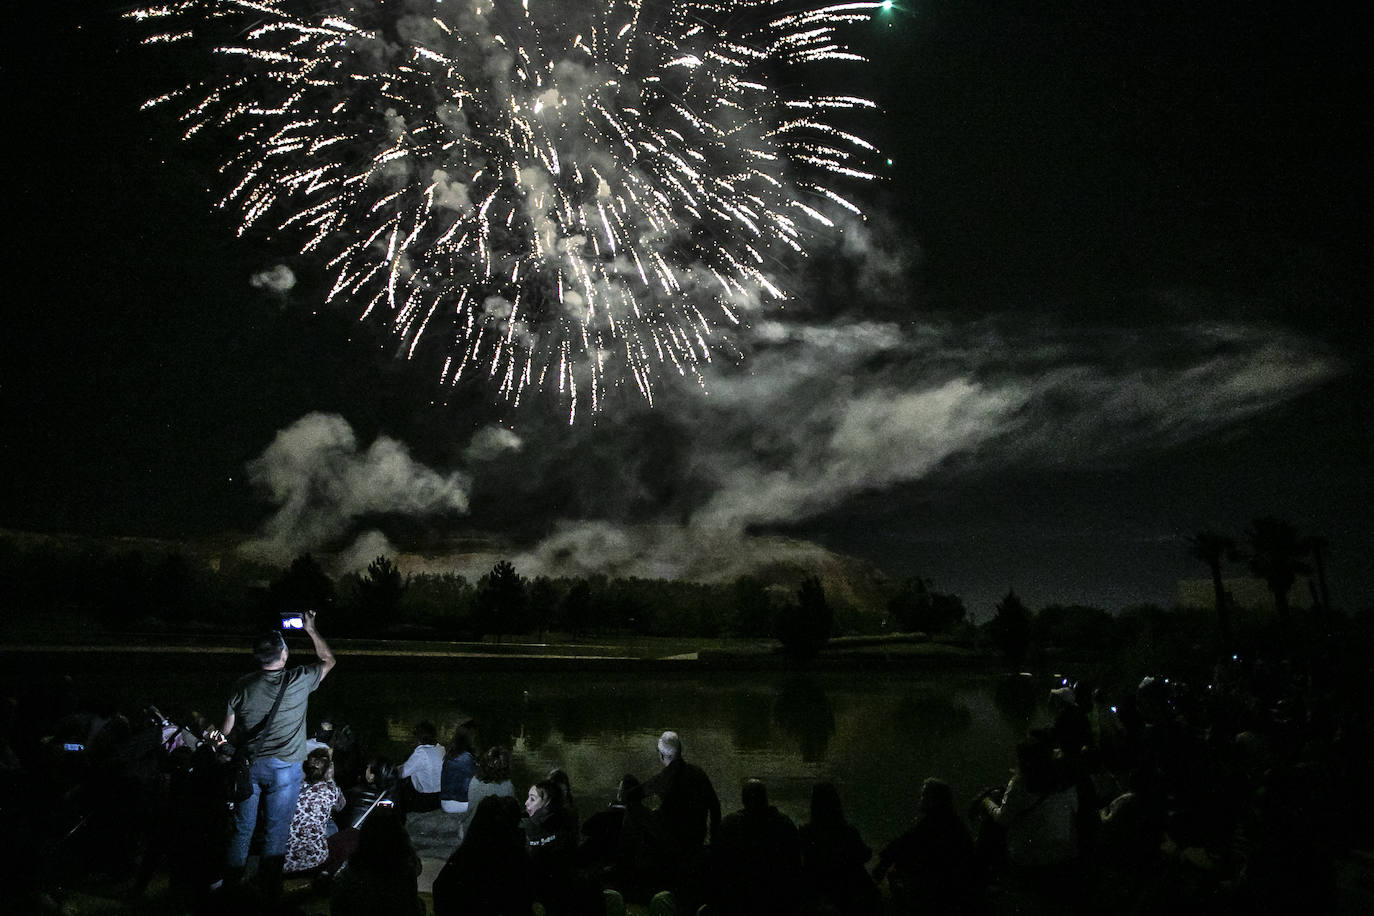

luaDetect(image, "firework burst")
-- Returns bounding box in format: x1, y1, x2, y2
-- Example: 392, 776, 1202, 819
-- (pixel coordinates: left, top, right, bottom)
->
129, 0, 882, 419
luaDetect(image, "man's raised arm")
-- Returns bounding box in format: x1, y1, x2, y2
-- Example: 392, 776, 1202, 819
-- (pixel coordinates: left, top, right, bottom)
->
303, 608, 337, 682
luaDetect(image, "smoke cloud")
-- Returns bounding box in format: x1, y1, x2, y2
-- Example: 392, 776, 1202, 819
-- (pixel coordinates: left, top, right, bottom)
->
465, 425, 523, 462
335, 530, 399, 576
430, 293, 1341, 588
249, 264, 297, 293
670, 310, 1339, 539
510, 521, 836, 583
236, 260, 1340, 596
238, 412, 471, 568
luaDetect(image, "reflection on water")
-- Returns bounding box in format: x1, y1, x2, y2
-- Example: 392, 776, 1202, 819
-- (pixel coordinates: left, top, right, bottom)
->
773, 675, 836, 763
994, 672, 1043, 726
16, 660, 1050, 849
895, 689, 975, 737
310, 668, 1046, 845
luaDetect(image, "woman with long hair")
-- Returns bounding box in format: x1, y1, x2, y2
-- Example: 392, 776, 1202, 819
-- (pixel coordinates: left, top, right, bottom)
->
440, 719, 478, 815
522, 778, 582, 914
799, 780, 880, 915
458, 745, 516, 840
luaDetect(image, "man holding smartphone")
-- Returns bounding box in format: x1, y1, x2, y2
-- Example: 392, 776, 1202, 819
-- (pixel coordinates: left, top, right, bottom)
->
220, 608, 336, 898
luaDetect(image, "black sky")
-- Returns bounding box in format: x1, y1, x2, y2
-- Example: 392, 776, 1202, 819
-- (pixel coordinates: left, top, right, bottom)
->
3, 1, 1370, 616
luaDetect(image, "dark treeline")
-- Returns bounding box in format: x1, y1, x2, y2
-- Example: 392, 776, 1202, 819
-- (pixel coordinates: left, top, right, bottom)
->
0, 535, 846, 657
2, 513, 1368, 678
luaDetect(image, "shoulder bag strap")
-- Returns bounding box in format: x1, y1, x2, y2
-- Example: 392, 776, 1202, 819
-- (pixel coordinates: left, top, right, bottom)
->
238, 672, 292, 755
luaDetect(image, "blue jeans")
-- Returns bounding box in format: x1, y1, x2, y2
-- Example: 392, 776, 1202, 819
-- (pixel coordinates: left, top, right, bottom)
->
227, 757, 304, 867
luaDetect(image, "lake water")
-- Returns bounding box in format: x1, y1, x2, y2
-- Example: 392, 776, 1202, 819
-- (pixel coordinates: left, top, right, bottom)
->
4, 651, 1052, 848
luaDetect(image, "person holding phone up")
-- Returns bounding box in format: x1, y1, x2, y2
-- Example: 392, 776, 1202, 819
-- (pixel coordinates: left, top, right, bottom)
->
219, 608, 337, 899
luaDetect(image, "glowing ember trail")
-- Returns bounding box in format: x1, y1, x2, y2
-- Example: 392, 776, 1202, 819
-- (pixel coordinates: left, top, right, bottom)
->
130, 1, 882, 419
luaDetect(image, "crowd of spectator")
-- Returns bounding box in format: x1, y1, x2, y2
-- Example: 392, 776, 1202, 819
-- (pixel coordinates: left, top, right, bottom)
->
1, 645, 1368, 915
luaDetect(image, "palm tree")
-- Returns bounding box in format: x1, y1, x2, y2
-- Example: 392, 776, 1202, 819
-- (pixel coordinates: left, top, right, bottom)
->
1244, 517, 1311, 633
1190, 530, 1236, 652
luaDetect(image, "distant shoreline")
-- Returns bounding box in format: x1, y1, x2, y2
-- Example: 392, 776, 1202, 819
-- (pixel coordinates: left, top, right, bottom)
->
0, 631, 997, 672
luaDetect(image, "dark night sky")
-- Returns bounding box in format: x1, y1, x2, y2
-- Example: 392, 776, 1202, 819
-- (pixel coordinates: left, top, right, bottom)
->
3, 1, 1371, 617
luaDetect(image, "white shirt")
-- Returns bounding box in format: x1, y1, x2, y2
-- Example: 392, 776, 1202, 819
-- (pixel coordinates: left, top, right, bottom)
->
400, 743, 445, 794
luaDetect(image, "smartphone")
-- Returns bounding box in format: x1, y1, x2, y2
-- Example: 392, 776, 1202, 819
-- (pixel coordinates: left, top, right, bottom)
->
63, 743, 85, 752
280, 613, 305, 630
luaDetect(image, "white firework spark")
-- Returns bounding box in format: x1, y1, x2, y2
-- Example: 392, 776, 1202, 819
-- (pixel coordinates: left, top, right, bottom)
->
129, 0, 882, 419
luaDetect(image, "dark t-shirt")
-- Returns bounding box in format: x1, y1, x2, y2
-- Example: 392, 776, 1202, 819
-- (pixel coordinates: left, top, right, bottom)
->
645, 758, 721, 851
226, 664, 322, 763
